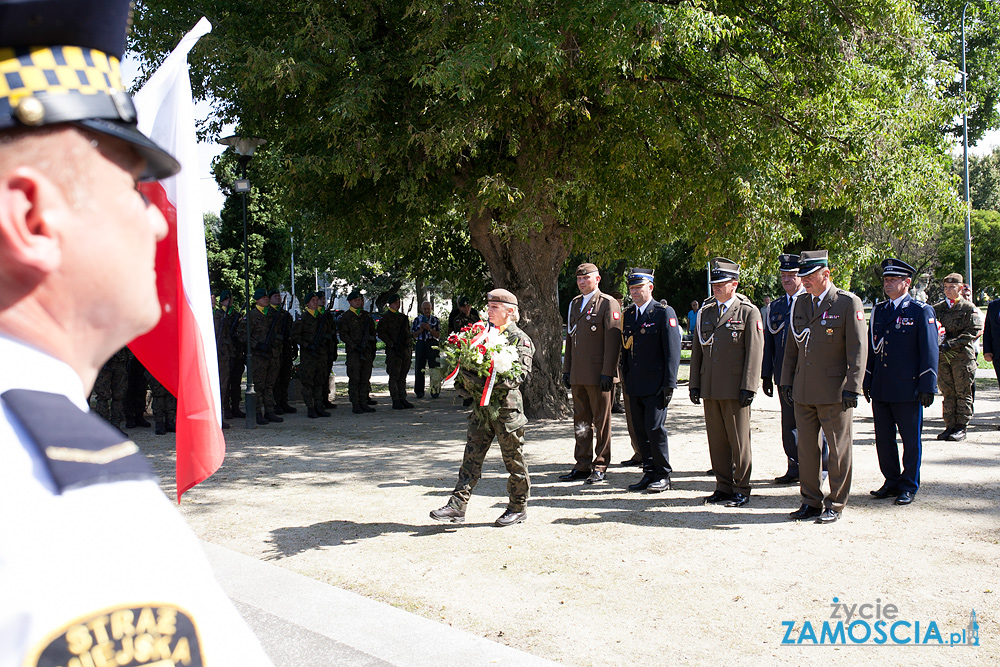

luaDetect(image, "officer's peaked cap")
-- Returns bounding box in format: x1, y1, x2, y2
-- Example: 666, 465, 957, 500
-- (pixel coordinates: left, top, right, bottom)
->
709, 257, 739, 284
778, 254, 800, 272
881, 258, 915, 278
798, 250, 829, 276
627, 268, 654, 285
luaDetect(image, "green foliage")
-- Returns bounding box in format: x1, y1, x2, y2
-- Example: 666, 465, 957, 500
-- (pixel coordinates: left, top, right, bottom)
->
964, 148, 1000, 212
937, 209, 1000, 298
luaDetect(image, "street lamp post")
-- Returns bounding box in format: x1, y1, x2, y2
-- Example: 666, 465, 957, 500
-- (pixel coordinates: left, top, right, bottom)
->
962, 1, 973, 296
220, 135, 266, 428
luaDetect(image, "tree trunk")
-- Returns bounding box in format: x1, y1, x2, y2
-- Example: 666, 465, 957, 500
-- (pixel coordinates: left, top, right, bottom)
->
467, 209, 572, 419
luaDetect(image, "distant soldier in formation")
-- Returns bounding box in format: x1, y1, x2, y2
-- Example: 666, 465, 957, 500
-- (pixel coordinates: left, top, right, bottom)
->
780, 250, 867, 524
270, 290, 297, 415
91, 347, 129, 434
377, 294, 415, 410
124, 348, 150, 429
864, 259, 938, 506
317, 291, 340, 409
559, 262, 622, 485
216, 290, 241, 423
690, 258, 763, 508
149, 373, 177, 436
933, 273, 983, 441
430, 289, 535, 527
340, 290, 377, 413
293, 292, 332, 418
619, 268, 682, 494
242, 287, 278, 425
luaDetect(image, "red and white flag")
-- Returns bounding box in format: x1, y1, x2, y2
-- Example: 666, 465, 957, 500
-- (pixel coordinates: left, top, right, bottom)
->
129, 18, 223, 502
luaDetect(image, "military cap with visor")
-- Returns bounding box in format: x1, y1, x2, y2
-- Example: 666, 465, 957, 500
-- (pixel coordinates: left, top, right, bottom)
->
709, 257, 739, 284
778, 254, 800, 272
627, 267, 654, 286
797, 250, 829, 277
881, 258, 915, 279
0, 0, 180, 180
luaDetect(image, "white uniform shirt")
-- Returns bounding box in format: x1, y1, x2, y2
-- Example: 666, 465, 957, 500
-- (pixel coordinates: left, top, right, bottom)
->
0, 334, 273, 666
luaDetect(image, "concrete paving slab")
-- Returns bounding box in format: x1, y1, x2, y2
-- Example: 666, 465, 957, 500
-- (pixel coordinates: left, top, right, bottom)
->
202, 541, 559, 667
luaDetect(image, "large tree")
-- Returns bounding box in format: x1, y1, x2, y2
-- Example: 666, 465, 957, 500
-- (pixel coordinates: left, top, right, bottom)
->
133, 0, 966, 417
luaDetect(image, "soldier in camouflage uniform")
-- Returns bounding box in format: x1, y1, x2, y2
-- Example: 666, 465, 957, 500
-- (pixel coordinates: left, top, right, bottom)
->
293, 292, 332, 418
339, 289, 377, 413
240, 288, 278, 425
933, 273, 984, 441
216, 290, 241, 422
269, 290, 297, 415
149, 372, 177, 436
92, 347, 129, 431
430, 288, 535, 528
377, 294, 415, 410
317, 292, 340, 409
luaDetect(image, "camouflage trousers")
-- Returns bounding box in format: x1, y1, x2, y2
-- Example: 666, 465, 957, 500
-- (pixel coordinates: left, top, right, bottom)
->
939, 351, 977, 429
384, 351, 411, 400
447, 417, 530, 512
298, 350, 328, 410
93, 357, 127, 426
346, 353, 373, 408
251, 351, 276, 414
148, 375, 176, 426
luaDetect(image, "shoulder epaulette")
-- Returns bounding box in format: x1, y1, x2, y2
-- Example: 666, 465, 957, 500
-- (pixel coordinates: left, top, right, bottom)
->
1, 389, 155, 493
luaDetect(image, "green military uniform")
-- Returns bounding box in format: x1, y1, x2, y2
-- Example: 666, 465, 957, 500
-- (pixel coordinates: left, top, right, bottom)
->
148, 372, 177, 435
446, 321, 535, 513
293, 305, 330, 417
934, 298, 983, 433
217, 304, 240, 419
244, 303, 276, 420
376, 307, 413, 408
92, 347, 129, 429
339, 306, 376, 410
320, 307, 339, 406
273, 304, 296, 413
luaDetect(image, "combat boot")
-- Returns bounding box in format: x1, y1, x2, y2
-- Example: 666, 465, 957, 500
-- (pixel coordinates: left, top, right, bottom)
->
352, 405, 364, 414
166, 421, 175, 433
366, 398, 377, 405
392, 400, 405, 410
281, 404, 297, 413
274, 405, 284, 415
265, 412, 284, 423
401, 399, 415, 409
430, 505, 466, 523
307, 407, 319, 419
256, 413, 269, 426
154, 422, 166, 435
231, 407, 246, 418
362, 405, 376, 413
316, 408, 331, 417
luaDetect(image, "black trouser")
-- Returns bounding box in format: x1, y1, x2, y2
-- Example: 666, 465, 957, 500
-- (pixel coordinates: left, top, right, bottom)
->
125, 354, 148, 421
414, 339, 439, 397
629, 393, 671, 478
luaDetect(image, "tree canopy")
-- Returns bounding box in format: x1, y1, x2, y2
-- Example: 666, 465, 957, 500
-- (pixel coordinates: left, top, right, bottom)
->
132, 0, 990, 414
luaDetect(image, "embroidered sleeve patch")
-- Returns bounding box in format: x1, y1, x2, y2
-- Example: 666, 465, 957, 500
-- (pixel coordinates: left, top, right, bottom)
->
929, 317, 936, 324
856, 311, 864, 321
25, 604, 204, 667
756, 319, 763, 332
612, 311, 620, 320
669, 317, 677, 327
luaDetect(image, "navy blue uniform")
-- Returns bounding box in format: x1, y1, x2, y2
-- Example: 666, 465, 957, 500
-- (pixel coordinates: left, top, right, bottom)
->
863, 296, 939, 493
620, 302, 681, 479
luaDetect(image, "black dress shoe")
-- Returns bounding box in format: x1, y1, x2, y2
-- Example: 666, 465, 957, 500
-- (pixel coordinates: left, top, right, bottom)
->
816, 509, 841, 524
774, 472, 799, 485
704, 490, 733, 504
646, 477, 671, 493
936, 427, 954, 441
724, 492, 749, 508
558, 469, 590, 482
895, 491, 915, 505
585, 470, 606, 484
628, 473, 654, 491
789, 504, 822, 520
619, 457, 643, 467
430, 505, 466, 523
945, 428, 967, 441
870, 484, 899, 499
495, 509, 526, 527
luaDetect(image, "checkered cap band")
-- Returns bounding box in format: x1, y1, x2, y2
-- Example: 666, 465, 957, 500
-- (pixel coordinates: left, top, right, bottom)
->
1, 46, 121, 99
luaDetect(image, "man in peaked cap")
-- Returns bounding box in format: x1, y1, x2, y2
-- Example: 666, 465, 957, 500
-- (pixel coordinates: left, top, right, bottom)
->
761, 254, 829, 484
933, 272, 983, 441
689, 258, 763, 507
431, 287, 535, 527
559, 262, 623, 485
780, 250, 867, 524
864, 258, 938, 506
619, 268, 682, 493
0, 0, 271, 662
